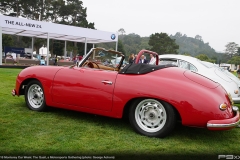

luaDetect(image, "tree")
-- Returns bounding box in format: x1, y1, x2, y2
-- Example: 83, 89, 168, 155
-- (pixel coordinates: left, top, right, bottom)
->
0, 0, 23, 17
117, 40, 126, 55
195, 54, 209, 61
182, 53, 191, 56
170, 33, 217, 57
118, 33, 145, 55
195, 54, 215, 63
118, 28, 125, 35
174, 32, 182, 38
20, 0, 42, 20
148, 33, 179, 54
237, 47, 240, 56
211, 56, 218, 63
225, 42, 239, 57
227, 56, 240, 66
2, 34, 13, 48
60, 0, 94, 55
195, 35, 202, 41
45, 0, 65, 22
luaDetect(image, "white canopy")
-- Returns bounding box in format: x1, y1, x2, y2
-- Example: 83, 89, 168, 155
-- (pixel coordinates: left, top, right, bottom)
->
0, 15, 118, 65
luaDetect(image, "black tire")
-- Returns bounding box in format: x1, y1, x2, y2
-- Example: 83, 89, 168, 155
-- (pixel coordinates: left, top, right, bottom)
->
24, 80, 47, 111
129, 99, 176, 138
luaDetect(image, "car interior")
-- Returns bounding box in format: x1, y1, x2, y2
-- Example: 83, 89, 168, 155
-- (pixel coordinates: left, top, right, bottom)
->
80, 48, 125, 72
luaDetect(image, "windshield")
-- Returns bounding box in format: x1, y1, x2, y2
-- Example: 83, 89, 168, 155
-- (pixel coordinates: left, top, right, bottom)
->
87, 49, 122, 67
79, 48, 125, 71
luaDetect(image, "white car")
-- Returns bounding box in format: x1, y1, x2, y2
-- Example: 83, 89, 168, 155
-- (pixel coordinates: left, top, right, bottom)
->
159, 54, 240, 103
200, 61, 240, 88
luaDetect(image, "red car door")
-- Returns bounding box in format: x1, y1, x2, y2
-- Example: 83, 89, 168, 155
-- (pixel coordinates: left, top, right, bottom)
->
51, 67, 117, 111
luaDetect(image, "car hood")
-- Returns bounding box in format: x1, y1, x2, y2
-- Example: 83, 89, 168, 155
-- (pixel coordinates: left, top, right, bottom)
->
224, 70, 240, 86
184, 70, 219, 89
214, 68, 232, 82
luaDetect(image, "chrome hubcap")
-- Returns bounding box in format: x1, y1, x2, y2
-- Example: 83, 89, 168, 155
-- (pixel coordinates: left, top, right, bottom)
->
135, 99, 167, 133
27, 84, 44, 109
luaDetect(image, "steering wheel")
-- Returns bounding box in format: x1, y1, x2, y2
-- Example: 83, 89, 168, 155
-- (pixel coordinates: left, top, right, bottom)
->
82, 61, 100, 69
90, 61, 100, 69
82, 61, 89, 67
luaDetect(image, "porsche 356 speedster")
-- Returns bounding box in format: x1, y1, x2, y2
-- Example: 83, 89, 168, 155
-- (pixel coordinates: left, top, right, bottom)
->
12, 48, 240, 138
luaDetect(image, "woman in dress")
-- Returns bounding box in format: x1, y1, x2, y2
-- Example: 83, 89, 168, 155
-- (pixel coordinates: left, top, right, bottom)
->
128, 53, 135, 64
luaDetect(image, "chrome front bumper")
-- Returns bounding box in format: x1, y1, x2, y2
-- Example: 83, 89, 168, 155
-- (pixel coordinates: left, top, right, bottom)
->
11, 89, 16, 96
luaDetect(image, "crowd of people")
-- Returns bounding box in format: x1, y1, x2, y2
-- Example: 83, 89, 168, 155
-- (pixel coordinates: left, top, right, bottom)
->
128, 53, 156, 65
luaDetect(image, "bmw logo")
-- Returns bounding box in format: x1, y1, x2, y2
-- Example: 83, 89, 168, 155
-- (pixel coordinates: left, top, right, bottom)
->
111, 34, 116, 40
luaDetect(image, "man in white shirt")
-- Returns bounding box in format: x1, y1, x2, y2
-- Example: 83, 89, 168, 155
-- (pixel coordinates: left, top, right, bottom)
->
149, 54, 156, 65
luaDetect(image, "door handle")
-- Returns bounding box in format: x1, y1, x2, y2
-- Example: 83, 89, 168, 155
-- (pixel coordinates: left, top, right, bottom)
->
101, 80, 113, 85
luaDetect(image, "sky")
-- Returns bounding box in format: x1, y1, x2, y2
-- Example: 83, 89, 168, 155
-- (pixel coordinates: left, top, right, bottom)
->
82, 0, 240, 52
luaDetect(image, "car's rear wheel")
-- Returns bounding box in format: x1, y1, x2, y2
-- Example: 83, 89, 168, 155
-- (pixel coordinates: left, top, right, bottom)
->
129, 99, 176, 138
25, 80, 47, 111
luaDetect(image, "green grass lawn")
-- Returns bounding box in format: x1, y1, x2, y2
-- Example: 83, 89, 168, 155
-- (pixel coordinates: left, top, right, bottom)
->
0, 68, 240, 160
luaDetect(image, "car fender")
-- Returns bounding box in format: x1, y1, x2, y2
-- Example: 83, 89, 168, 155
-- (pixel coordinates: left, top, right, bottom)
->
15, 66, 64, 105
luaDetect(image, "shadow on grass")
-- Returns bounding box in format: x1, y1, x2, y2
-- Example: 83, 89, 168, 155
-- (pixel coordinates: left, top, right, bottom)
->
43, 105, 238, 141
3, 101, 240, 158
14, 99, 239, 141
46, 106, 132, 129
10, 93, 240, 143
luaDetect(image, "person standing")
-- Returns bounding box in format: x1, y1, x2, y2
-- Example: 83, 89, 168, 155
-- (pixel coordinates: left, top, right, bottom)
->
149, 54, 156, 65
134, 54, 138, 63
128, 53, 135, 64
74, 55, 79, 66
139, 55, 148, 64
54, 55, 58, 66
237, 68, 240, 78
79, 55, 83, 61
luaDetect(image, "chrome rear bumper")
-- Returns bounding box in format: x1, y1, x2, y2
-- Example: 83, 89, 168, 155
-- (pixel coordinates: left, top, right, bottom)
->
207, 106, 240, 129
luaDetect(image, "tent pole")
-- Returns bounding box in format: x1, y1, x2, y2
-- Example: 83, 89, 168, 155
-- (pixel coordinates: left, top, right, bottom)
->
84, 38, 87, 55
115, 41, 118, 51
31, 37, 34, 59
47, 32, 49, 66
64, 41, 67, 60
0, 26, 2, 65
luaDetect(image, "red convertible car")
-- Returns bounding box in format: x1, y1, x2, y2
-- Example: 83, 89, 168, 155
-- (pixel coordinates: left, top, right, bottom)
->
12, 48, 240, 138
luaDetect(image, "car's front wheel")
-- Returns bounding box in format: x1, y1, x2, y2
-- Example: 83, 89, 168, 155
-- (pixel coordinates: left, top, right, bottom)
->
129, 99, 176, 138
25, 80, 47, 111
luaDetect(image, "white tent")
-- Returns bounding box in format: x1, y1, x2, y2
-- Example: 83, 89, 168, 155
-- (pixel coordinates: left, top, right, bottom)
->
0, 15, 118, 65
